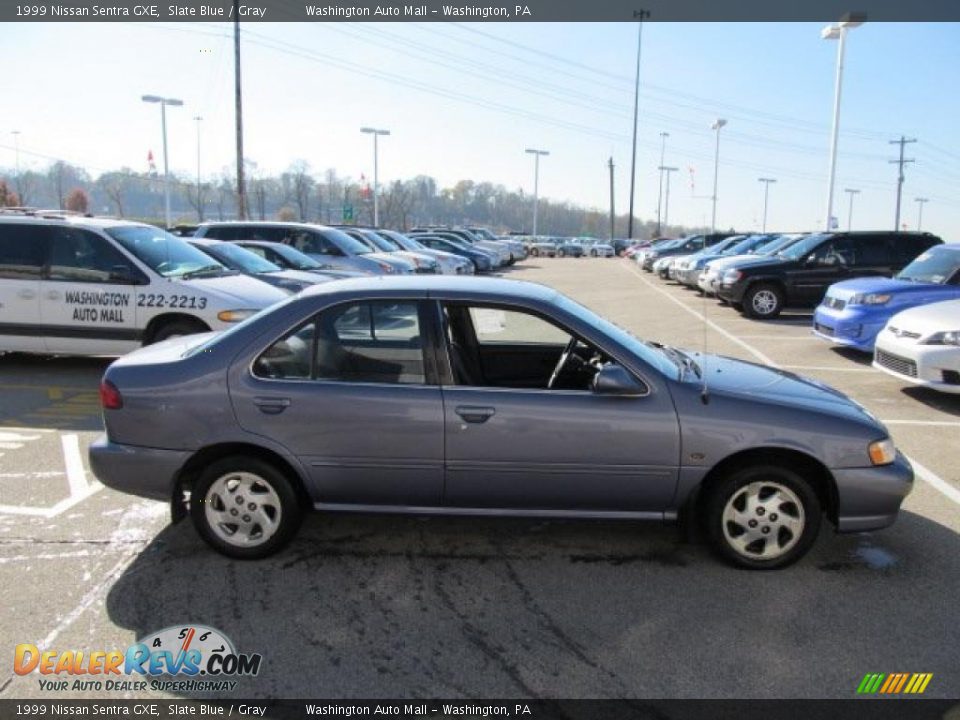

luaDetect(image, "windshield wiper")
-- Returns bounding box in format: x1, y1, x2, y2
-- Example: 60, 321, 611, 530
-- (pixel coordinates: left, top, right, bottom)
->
178, 265, 232, 279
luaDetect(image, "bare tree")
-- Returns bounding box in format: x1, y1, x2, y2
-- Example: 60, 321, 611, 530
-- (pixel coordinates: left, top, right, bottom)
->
283, 161, 314, 221
184, 181, 209, 221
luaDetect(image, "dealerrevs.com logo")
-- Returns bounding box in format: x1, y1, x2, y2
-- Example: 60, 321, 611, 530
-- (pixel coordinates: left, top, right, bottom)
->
14, 625, 262, 693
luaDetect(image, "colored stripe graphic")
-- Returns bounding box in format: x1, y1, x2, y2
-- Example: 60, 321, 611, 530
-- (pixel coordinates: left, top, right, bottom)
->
857, 673, 932, 694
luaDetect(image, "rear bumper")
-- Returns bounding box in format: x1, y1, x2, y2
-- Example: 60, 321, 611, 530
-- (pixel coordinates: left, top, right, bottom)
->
834, 452, 914, 532
88, 436, 189, 501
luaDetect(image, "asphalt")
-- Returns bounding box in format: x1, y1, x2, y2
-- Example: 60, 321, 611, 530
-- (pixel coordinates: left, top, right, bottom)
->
1, 257, 958, 701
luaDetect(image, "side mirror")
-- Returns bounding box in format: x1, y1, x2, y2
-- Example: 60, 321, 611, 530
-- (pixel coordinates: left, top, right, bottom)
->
592, 364, 646, 397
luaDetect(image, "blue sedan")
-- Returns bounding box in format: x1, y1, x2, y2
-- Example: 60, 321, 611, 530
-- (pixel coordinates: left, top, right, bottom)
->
812, 244, 960, 352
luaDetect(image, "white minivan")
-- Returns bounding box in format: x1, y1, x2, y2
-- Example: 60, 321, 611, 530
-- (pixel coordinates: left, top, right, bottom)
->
0, 214, 289, 357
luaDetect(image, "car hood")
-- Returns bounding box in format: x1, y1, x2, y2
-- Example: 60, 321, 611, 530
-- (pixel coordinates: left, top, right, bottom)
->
183, 274, 289, 307
109, 331, 220, 368
368, 252, 413, 269
705, 253, 763, 271
886, 298, 960, 334
824, 277, 941, 299
687, 352, 883, 427
267, 269, 330, 284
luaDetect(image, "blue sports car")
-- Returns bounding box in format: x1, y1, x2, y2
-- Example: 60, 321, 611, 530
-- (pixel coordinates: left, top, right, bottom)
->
812, 244, 960, 352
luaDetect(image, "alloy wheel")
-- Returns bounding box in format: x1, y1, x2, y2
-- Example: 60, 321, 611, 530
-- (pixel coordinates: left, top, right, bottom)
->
721, 481, 805, 561
204, 471, 282, 548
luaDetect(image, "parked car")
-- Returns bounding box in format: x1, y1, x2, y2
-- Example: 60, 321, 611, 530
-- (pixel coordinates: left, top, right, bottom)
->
194, 221, 412, 276
0, 214, 288, 356
873, 298, 960, 394
375, 229, 475, 275
410, 227, 510, 266
412, 233, 494, 273
90, 276, 912, 569
586, 241, 615, 258
556, 240, 584, 258
698, 234, 807, 296
673, 235, 764, 288
527, 239, 557, 258
640, 234, 734, 271
188, 239, 333, 294
468, 227, 526, 262
717, 231, 943, 319
812, 243, 960, 352
335, 226, 441, 274
231, 240, 364, 280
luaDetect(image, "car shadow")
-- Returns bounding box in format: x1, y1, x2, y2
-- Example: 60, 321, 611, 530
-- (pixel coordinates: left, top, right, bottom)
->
901, 386, 960, 417
831, 346, 874, 366
105, 507, 960, 699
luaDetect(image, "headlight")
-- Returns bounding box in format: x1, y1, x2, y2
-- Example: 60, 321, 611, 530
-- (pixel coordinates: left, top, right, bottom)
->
868, 438, 896, 466
850, 293, 892, 306
923, 330, 960, 346
723, 269, 742, 283
376, 261, 395, 274
217, 309, 258, 323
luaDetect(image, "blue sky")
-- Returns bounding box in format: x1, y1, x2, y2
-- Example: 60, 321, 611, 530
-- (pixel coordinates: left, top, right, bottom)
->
1, 21, 958, 236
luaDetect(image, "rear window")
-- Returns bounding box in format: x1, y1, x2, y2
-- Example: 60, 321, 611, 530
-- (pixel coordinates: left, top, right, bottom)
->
0, 223, 47, 279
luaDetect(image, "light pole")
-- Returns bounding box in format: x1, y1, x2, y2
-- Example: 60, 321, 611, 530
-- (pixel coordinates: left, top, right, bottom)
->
659, 166, 677, 229
822, 15, 865, 231
142, 95, 184, 228
627, 9, 650, 239
710, 118, 727, 233
915, 197, 928, 231
193, 116, 204, 221
11, 130, 21, 203
844, 188, 860, 230
655, 131, 669, 235
758, 177, 776, 232
360, 127, 390, 226
525, 148, 549, 236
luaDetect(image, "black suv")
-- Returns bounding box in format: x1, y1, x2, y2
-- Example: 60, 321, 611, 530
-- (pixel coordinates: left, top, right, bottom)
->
716, 231, 943, 319
641, 233, 735, 271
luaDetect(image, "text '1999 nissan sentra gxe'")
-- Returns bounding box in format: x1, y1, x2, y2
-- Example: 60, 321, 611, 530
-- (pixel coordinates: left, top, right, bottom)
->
89, 277, 913, 569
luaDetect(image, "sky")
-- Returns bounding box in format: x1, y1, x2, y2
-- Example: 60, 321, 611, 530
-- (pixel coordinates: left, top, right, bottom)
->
0, 21, 958, 237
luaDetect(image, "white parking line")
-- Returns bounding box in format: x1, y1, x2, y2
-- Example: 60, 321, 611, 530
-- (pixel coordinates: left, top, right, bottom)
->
880, 420, 960, 427
737, 335, 817, 341
782, 365, 875, 373
62, 434, 88, 498
621, 261, 960, 507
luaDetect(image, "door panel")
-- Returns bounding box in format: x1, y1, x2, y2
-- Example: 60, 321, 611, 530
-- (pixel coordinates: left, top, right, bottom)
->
476, 344, 562, 388
441, 385, 680, 512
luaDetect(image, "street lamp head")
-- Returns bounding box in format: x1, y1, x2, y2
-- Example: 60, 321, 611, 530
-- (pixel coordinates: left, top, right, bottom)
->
525, 148, 549, 156
821, 24, 842, 39
193, 115, 203, 122
361, 127, 390, 135
165, 99, 184, 107
141, 95, 163, 103
711, 119, 727, 130
839, 12, 866, 28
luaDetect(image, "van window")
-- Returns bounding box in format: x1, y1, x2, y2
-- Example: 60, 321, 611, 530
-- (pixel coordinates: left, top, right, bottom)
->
47, 227, 140, 283
0, 223, 47, 279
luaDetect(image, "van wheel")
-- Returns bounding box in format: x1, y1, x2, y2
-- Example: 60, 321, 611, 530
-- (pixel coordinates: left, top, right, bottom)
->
530, 248, 540, 257
705, 465, 821, 570
743, 284, 784, 319
151, 319, 208, 344
190, 456, 303, 559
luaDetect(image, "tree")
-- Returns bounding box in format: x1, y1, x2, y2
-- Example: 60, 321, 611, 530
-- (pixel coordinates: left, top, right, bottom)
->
64, 187, 90, 213
282, 160, 314, 221
184, 181, 209, 221
0, 179, 20, 207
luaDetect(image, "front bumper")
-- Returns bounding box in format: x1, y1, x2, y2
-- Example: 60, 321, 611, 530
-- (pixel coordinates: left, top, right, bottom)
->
873, 334, 960, 394
811, 304, 885, 352
834, 451, 914, 532
716, 281, 747, 304
89, 436, 190, 501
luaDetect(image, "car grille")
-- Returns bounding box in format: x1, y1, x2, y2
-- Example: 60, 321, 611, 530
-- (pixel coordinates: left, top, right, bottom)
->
887, 325, 922, 340
823, 296, 846, 310
814, 322, 835, 337
875, 349, 918, 378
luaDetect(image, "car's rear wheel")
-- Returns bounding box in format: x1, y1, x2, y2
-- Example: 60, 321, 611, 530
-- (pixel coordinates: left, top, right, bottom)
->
558, 249, 566, 258
705, 465, 821, 569
190, 456, 303, 559
743, 283, 784, 319
530, 248, 540, 257
151, 318, 208, 344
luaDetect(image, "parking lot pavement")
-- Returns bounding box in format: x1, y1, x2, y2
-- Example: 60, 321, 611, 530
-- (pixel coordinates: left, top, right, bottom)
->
2, 259, 959, 701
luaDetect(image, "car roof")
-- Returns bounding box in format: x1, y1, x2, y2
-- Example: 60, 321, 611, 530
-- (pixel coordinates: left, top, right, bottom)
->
298, 275, 558, 302
0, 215, 150, 230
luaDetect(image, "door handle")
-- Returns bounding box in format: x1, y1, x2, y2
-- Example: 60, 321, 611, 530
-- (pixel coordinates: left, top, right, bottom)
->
17, 289, 37, 299
455, 406, 495, 424
253, 397, 291, 414
45, 290, 60, 300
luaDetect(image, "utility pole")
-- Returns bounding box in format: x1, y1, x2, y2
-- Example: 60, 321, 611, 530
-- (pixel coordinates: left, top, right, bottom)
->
655, 131, 669, 235
710, 118, 727, 233
11, 130, 21, 203
889, 135, 916, 231
193, 115, 203, 221
525, 148, 549, 236
659, 166, 677, 229
758, 177, 776, 232
608, 157, 616, 241
844, 188, 860, 231
915, 197, 928, 231
234, 0, 247, 220
627, 8, 650, 239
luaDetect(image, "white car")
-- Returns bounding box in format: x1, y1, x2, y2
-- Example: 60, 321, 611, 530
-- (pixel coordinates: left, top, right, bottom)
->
0, 213, 289, 357
586, 242, 615, 258
873, 298, 960, 394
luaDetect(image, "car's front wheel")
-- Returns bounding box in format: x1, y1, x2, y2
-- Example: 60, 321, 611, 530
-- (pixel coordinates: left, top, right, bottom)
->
743, 283, 784, 319
705, 465, 821, 569
190, 456, 303, 559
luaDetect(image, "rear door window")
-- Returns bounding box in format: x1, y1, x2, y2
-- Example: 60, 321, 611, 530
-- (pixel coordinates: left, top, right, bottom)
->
0, 223, 47, 279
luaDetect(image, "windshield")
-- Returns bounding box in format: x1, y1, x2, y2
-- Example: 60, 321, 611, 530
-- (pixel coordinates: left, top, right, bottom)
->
724, 235, 765, 254
318, 228, 373, 256
897, 246, 960, 284
360, 231, 399, 252
381, 230, 424, 251
556, 294, 676, 378
107, 225, 229, 278
701, 236, 741, 255
267, 244, 322, 270
755, 234, 802, 255
778, 233, 830, 260
200, 243, 282, 274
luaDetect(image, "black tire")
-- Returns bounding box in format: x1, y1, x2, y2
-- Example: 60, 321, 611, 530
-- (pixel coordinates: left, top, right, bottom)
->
704, 465, 821, 570
558, 250, 566, 258
743, 283, 784, 320
151, 319, 208, 344
530, 248, 540, 257
190, 456, 304, 559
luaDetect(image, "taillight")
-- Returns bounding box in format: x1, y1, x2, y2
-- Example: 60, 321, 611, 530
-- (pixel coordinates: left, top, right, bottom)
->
99, 380, 123, 410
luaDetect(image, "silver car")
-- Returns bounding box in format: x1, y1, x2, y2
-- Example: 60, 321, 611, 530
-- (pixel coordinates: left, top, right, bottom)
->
90, 277, 912, 569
